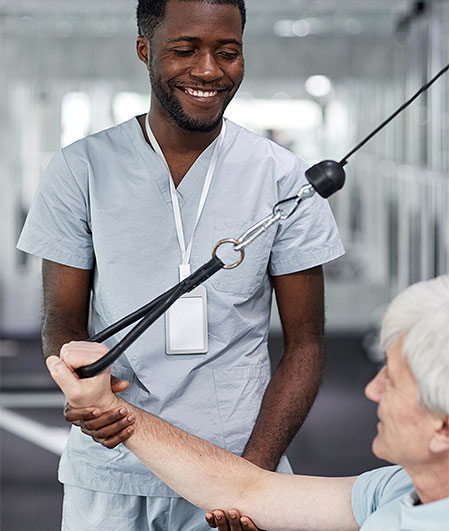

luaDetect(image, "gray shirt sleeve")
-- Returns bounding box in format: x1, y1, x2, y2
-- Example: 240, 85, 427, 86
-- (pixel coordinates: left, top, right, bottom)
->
17, 149, 94, 269
351, 465, 411, 527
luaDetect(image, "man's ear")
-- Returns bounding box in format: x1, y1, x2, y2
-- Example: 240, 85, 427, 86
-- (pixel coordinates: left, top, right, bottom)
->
429, 415, 449, 454
136, 36, 150, 68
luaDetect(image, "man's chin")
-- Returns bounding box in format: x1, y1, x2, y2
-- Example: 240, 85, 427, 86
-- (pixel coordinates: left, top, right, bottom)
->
167, 98, 227, 132
371, 435, 390, 462
174, 114, 223, 133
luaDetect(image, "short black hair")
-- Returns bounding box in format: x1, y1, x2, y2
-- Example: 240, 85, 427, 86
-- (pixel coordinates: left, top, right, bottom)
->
136, 0, 246, 41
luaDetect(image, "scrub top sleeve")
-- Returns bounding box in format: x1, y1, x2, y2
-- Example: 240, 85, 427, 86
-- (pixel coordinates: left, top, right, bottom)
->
17, 149, 94, 269
351, 465, 408, 527
269, 157, 345, 276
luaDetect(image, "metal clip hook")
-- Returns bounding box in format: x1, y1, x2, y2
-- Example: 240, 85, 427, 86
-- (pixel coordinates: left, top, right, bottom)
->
233, 212, 282, 252
273, 184, 315, 219
233, 184, 316, 252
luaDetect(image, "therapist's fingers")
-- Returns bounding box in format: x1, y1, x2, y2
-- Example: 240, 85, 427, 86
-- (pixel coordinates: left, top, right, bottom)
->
206, 510, 248, 531
226, 510, 261, 530
224, 509, 242, 531
206, 511, 262, 531
205, 511, 229, 529
82, 412, 135, 439
239, 516, 261, 530
64, 403, 102, 424
227, 510, 245, 530
88, 426, 135, 449
68, 406, 129, 429
205, 512, 218, 528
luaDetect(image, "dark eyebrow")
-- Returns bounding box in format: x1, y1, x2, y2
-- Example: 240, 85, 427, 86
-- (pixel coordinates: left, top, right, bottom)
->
218, 38, 242, 47
167, 36, 197, 43
167, 36, 242, 47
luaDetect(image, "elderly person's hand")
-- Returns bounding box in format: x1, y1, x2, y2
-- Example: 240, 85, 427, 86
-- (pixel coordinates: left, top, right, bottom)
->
63, 372, 134, 448
46, 341, 121, 412
205, 509, 263, 530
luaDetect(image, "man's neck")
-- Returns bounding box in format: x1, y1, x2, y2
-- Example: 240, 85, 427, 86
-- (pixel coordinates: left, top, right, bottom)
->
406, 459, 449, 504
145, 109, 221, 153
137, 111, 222, 187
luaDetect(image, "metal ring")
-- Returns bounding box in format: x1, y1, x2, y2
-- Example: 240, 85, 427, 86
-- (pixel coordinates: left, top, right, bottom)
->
212, 238, 245, 269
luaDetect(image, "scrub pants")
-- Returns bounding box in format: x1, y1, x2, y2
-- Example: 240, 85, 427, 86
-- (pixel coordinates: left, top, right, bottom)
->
62, 485, 210, 531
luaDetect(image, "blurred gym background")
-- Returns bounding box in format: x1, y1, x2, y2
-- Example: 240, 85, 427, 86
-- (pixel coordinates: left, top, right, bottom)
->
1, 0, 448, 529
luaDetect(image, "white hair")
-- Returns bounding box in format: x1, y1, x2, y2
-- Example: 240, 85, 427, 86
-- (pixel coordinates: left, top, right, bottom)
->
380, 275, 449, 417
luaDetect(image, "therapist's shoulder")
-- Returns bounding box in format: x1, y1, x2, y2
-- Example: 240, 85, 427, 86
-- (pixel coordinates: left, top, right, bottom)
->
60, 117, 137, 167
226, 120, 307, 173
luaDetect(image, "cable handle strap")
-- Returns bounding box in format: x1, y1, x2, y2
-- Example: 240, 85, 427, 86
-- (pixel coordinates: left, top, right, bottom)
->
76, 256, 224, 379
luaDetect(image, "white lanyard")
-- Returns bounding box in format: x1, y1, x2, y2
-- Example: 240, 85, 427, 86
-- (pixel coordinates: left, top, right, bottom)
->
145, 113, 226, 280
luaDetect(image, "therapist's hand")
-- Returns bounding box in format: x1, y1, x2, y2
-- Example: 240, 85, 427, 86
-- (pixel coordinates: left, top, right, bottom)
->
63, 373, 133, 448
65, 403, 136, 448
46, 341, 121, 412
206, 510, 262, 530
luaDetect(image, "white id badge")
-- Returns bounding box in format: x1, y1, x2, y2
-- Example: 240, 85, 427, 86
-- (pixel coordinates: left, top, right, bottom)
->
165, 285, 208, 354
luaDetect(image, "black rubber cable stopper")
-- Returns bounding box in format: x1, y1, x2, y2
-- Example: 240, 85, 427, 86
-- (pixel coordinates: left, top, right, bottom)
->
305, 160, 346, 198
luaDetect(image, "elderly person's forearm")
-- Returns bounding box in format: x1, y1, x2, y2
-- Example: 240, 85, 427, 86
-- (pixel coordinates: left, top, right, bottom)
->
124, 404, 265, 514
47, 344, 357, 531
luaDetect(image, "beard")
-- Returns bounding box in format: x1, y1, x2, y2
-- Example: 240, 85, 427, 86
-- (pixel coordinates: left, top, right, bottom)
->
149, 58, 236, 133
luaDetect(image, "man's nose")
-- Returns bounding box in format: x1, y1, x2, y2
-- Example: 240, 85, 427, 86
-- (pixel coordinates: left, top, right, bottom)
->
365, 366, 385, 403
190, 52, 224, 81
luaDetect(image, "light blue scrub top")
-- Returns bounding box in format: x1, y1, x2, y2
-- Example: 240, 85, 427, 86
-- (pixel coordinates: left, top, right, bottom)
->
18, 117, 344, 496
352, 465, 449, 530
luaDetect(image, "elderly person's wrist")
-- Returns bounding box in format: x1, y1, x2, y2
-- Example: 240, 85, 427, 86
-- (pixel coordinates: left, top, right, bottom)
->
94, 393, 123, 413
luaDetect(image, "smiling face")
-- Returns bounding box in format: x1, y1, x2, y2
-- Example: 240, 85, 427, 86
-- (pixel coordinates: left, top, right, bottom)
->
138, 0, 244, 133
365, 338, 439, 468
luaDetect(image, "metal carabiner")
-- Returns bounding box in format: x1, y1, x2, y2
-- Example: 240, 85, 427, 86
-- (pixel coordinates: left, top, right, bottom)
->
233, 183, 316, 252
233, 212, 282, 252
272, 183, 315, 219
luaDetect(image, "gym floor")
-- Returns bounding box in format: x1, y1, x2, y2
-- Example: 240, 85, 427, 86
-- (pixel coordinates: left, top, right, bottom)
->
0, 333, 387, 530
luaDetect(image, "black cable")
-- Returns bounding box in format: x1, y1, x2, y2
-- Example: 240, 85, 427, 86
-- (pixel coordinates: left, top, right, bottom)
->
89, 288, 177, 344
339, 62, 449, 166
77, 256, 224, 378
76, 285, 185, 378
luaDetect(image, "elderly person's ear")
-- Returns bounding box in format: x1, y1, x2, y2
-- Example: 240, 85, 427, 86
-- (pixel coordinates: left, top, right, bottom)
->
429, 416, 449, 453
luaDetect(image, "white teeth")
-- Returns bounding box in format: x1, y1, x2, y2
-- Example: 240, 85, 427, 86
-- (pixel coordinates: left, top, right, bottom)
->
185, 88, 218, 98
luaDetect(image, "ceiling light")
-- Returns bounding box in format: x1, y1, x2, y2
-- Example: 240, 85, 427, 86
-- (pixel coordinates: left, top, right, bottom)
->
305, 75, 332, 98
292, 19, 310, 37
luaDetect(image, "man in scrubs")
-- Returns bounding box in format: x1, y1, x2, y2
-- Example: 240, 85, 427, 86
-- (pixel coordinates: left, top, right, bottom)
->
49, 276, 449, 531
17, 0, 343, 528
